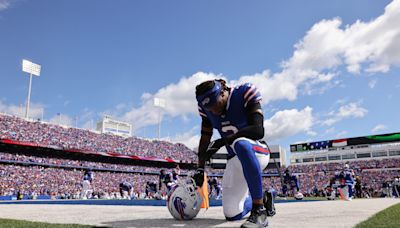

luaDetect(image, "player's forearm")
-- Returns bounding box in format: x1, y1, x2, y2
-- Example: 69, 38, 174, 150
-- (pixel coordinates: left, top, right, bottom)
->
225, 111, 264, 144
198, 134, 211, 168
225, 124, 264, 145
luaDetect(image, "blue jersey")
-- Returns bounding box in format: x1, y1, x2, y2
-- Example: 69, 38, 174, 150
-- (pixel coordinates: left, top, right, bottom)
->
198, 83, 262, 157
344, 168, 354, 184
172, 171, 179, 181
83, 171, 93, 182
120, 181, 133, 191
290, 175, 300, 190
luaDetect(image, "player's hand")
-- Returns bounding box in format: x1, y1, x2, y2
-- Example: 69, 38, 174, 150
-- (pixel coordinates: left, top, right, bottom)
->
206, 138, 225, 155
193, 168, 205, 187
198, 138, 226, 164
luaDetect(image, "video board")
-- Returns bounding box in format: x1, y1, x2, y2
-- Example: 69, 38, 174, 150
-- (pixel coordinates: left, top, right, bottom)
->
290, 132, 400, 152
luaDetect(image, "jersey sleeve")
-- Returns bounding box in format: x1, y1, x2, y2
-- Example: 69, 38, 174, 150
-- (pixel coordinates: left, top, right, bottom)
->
198, 105, 212, 129
241, 83, 262, 108
198, 105, 207, 118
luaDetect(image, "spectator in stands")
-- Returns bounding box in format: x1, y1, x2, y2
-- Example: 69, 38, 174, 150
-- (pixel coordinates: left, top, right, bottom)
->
355, 176, 362, 198
1, 113, 400, 200
0, 114, 197, 162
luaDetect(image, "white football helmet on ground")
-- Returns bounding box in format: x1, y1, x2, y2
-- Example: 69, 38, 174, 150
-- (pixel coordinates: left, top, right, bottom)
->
294, 192, 304, 200
167, 178, 203, 220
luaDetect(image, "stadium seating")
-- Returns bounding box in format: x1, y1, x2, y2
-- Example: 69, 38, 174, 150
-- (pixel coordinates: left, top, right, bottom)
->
1, 113, 399, 199
0, 114, 197, 162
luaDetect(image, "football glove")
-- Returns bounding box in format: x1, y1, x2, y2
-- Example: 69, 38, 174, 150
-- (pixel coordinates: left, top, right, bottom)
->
193, 168, 205, 187
198, 138, 226, 164
206, 138, 225, 154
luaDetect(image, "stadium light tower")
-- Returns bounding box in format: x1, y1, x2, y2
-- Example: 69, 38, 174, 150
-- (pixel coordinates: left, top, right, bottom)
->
153, 97, 166, 140
22, 59, 41, 119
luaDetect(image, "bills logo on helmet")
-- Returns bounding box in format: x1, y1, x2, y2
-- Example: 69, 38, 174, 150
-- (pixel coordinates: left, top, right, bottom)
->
173, 197, 187, 220
202, 97, 210, 106
167, 179, 202, 220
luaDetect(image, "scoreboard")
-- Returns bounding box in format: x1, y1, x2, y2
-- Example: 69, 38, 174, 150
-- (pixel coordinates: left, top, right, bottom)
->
96, 116, 132, 137
291, 132, 400, 152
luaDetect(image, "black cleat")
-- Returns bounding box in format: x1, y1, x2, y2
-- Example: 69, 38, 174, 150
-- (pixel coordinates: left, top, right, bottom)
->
263, 190, 276, 217
240, 206, 268, 228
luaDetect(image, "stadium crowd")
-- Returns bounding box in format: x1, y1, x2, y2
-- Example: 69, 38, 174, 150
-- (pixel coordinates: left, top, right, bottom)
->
288, 158, 400, 173
1, 152, 399, 199
1, 113, 400, 200
0, 114, 196, 161
281, 158, 400, 198
0, 152, 173, 174
0, 164, 162, 199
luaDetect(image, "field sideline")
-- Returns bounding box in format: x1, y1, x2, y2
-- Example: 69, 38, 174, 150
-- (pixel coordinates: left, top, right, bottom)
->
0, 198, 398, 227
356, 202, 400, 228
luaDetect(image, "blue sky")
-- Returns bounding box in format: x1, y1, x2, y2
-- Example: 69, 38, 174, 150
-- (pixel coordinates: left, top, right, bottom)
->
1, 0, 400, 155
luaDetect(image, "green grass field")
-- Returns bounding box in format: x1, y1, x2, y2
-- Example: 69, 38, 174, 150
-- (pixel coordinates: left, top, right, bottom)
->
355, 203, 400, 228
0, 219, 93, 228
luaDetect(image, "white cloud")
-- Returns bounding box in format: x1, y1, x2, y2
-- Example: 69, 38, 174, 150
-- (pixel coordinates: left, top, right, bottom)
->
118, 72, 220, 130
81, 120, 95, 131
232, 70, 299, 104
337, 102, 368, 117
48, 113, 73, 127
152, 72, 223, 117
0, 100, 23, 116
368, 79, 377, 89
0, 100, 44, 120
0, 101, 76, 128
110, 0, 399, 132
77, 108, 95, 130
263, 107, 314, 142
116, 69, 323, 133
335, 98, 349, 105
287, 0, 400, 75
168, 127, 201, 151
169, 107, 314, 149
274, 0, 400, 95
323, 102, 368, 126
0, 0, 10, 11
372, 124, 387, 133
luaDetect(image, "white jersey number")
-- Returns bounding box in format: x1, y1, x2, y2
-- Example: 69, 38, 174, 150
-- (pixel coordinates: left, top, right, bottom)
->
221, 125, 238, 135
